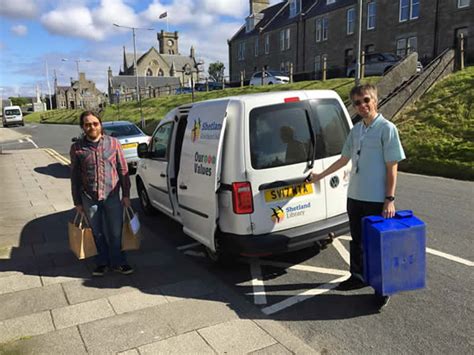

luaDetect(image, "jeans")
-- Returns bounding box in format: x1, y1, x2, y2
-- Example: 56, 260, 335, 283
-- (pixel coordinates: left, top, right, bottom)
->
347, 198, 384, 279
81, 191, 126, 267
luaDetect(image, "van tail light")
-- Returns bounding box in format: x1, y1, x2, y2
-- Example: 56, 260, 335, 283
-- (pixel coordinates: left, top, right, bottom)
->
232, 182, 254, 214
284, 96, 300, 103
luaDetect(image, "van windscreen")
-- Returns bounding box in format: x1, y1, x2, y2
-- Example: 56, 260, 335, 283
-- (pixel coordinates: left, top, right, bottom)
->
5, 109, 21, 115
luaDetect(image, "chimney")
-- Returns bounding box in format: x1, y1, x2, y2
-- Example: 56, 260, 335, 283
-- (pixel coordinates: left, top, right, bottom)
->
249, 0, 270, 15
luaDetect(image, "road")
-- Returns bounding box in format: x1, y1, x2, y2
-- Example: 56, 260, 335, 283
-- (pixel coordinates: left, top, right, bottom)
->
4, 123, 473, 354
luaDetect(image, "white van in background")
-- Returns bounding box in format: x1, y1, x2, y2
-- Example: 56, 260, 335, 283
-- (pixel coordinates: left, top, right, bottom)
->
2, 106, 24, 127
136, 90, 352, 262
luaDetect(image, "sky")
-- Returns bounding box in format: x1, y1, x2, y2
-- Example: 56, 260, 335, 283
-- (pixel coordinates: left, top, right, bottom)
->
0, 0, 281, 99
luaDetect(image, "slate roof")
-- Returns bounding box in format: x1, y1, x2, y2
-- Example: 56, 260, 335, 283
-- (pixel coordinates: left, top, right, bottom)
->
263, 0, 317, 32
304, 0, 356, 18
109, 76, 180, 89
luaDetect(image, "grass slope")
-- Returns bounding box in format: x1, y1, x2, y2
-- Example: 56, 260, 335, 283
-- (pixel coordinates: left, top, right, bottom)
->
395, 66, 474, 180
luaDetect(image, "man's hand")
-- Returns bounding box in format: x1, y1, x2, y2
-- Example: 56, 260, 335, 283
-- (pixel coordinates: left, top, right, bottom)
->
75, 205, 84, 214
383, 200, 395, 219
122, 197, 131, 208
306, 172, 323, 182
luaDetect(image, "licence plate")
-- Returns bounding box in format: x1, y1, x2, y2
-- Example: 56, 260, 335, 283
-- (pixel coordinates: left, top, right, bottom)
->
264, 183, 313, 203
122, 143, 138, 149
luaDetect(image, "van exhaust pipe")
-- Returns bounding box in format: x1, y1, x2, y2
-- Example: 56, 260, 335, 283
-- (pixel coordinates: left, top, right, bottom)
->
316, 232, 335, 250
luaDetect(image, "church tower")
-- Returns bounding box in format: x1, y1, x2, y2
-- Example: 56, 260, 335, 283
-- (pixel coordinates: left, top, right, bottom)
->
157, 30, 179, 55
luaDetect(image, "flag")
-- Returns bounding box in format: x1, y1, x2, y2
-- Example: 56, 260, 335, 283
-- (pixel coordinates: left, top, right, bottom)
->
159, 11, 167, 19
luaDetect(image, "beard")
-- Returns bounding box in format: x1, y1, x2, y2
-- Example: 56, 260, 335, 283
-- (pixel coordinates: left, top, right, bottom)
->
85, 128, 101, 141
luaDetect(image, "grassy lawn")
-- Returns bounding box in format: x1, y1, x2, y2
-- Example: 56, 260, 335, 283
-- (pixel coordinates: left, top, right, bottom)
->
395, 66, 474, 180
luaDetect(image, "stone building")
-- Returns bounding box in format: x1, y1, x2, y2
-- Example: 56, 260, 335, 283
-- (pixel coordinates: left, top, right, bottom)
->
228, 0, 473, 82
108, 30, 200, 104
54, 73, 107, 110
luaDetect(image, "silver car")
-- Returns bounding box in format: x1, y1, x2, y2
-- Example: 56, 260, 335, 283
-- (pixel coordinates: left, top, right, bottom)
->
102, 121, 150, 173
249, 71, 290, 86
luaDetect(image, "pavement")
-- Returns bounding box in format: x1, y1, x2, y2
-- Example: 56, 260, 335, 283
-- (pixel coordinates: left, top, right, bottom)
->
0, 132, 316, 354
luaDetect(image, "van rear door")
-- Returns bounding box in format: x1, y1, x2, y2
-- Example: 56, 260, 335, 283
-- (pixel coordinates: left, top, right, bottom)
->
246, 99, 327, 235
177, 100, 228, 250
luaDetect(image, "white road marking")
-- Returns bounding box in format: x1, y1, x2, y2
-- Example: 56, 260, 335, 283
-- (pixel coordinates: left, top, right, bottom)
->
427, 248, 473, 266
26, 137, 38, 148
338, 235, 352, 241
257, 260, 349, 276
19, 139, 25, 143
332, 238, 350, 265
250, 261, 267, 305
261, 275, 348, 315
183, 250, 206, 258
177, 242, 201, 251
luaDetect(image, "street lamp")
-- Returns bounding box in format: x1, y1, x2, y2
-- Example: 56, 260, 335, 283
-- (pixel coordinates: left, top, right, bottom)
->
355, 0, 363, 86
61, 58, 91, 79
45, 61, 53, 110
113, 23, 154, 129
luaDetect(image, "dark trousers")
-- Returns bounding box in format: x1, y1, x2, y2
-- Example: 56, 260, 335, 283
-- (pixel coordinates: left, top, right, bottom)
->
347, 198, 384, 278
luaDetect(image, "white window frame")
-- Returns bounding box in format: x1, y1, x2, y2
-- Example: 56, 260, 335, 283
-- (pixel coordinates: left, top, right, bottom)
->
289, 0, 301, 18
285, 28, 291, 50
347, 8, 355, 35
407, 36, 417, 54
458, 0, 470, 8
280, 30, 285, 51
255, 37, 259, 57
322, 18, 329, 40
399, 0, 420, 22
264, 34, 270, 54
315, 18, 322, 42
367, 2, 376, 30
238, 42, 246, 60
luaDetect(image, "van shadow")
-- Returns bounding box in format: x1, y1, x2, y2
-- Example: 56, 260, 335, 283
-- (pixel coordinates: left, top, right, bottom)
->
34, 163, 70, 179
1, 198, 378, 321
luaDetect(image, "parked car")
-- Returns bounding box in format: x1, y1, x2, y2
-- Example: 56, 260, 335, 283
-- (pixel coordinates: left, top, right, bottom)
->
249, 71, 290, 86
195, 81, 227, 91
175, 87, 193, 95
346, 53, 400, 77
135, 90, 351, 263
2, 106, 24, 127
102, 121, 150, 174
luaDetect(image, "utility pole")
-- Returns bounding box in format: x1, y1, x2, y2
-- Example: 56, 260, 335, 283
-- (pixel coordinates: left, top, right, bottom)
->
45, 61, 53, 110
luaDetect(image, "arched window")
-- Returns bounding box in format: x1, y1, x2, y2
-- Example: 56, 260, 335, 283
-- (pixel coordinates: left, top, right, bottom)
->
146, 68, 153, 76
158, 69, 164, 76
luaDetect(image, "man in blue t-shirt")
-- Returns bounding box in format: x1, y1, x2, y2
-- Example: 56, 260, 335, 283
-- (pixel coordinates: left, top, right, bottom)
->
308, 84, 405, 310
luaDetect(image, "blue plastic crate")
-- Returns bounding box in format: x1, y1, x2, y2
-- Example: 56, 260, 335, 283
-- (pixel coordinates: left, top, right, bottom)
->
362, 210, 426, 296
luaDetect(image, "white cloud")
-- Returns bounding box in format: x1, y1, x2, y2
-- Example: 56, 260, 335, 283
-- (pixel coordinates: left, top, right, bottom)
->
11, 25, 28, 36
0, 0, 39, 19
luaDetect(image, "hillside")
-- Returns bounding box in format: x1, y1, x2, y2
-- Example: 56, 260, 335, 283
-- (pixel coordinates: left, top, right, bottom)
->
395, 66, 473, 180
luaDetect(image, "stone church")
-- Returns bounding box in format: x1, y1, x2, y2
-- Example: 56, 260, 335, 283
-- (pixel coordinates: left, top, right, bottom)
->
108, 30, 199, 104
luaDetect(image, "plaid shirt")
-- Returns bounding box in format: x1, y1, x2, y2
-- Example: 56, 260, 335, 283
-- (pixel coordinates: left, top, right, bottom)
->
70, 135, 130, 206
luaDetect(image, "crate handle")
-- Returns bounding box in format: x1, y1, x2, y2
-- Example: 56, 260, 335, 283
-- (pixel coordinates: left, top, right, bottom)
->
395, 210, 413, 219
364, 215, 385, 224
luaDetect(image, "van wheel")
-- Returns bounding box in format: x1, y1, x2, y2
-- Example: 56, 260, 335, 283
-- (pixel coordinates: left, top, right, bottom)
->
137, 179, 157, 215
205, 237, 234, 266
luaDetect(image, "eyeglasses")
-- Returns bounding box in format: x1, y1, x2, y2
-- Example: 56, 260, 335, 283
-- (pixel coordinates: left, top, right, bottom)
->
84, 122, 100, 128
353, 97, 371, 106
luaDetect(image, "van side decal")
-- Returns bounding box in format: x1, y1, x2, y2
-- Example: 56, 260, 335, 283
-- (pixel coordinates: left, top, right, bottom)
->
178, 204, 209, 219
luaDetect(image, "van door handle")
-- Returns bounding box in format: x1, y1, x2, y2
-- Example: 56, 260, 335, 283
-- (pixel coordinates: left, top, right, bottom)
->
160, 173, 167, 178
179, 184, 188, 190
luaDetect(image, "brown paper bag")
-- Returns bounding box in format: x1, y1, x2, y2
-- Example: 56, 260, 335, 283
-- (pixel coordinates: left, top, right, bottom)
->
68, 213, 97, 259
122, 207, 141, 251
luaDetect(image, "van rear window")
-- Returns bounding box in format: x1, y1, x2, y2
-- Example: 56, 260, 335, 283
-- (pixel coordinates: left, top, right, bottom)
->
5, 109, 21, 115
249, 99, 349, 170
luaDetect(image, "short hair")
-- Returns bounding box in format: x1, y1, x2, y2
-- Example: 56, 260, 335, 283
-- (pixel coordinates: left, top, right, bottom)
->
350, 84, 378, 102
79, 110, 102, 127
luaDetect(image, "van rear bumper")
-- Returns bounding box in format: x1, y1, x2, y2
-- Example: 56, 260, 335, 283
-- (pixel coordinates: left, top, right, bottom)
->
219, 213, 349, 256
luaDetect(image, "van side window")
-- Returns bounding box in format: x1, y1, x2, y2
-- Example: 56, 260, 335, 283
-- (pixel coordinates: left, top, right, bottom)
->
151, 122, 173, 160
250, 102, 312, 169
310, 99, 350, 157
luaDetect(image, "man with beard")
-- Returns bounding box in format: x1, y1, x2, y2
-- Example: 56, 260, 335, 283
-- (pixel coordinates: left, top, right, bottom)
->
70, 111, 133, 276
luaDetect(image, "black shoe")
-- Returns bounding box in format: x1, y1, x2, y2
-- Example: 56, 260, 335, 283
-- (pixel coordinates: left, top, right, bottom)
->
92, 265, 108, 277
375, 294, 391, 310
113, 264, 134, 275
335, 276, 367, 291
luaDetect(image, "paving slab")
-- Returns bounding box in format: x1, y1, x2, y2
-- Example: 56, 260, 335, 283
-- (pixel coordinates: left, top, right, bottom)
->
52, 298, 115, 329
198, 319, 277, 354
0, 326, 87, 355
40, 263, 91, 286
0, 283, 68, 321
108, 287, 169, 314
160, 278, 217, 303
79, 306, 176, 354
138, 331, 215, 354
249, 343, 293, 355
0, 311, 54, 343
0, 273, 42, 295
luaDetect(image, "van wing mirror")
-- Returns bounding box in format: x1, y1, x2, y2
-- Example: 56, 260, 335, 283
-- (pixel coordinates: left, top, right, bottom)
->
137, 143, 149, 158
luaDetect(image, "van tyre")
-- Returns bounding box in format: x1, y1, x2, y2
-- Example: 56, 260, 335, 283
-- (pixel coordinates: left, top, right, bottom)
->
205, 236, 234, 266
137, 179, 157, 215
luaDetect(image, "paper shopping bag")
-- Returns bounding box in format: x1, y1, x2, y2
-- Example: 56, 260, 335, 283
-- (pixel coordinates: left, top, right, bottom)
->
122, 207, 141, 251
68, 212, 97, 259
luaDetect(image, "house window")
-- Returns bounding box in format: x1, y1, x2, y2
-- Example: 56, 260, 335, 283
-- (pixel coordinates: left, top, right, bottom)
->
396, 37, 417, 57
314, 55, 321, 72
280, 62, 285, 72
280, 28, 291, 51
327, 0, 336, 4
238, 42, 246, 60
345, 48, 354, 67
347, 8, 355, 35
400, 0, 420, 22
255, 38, 259, 57
367, 2, 376, 30
458, 0, 470, 7
365, 44, 375, 53
316, 17, 328, 42
289, 0, 301, 18
285, 28, 291, 49
264, 34, 270, 54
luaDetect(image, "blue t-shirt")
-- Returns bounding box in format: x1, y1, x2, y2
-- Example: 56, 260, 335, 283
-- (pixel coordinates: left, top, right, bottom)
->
341, 114, 405, 203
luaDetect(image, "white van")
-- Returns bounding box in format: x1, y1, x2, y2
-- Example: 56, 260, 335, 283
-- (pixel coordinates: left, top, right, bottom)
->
136, 90, 352, 261
2, 106, 24, 127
